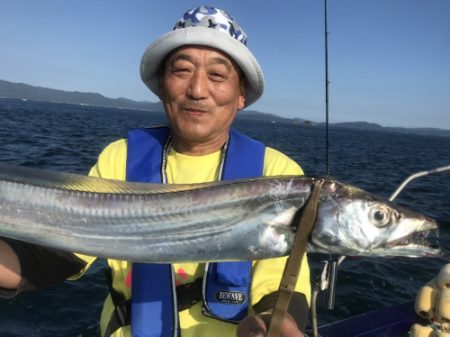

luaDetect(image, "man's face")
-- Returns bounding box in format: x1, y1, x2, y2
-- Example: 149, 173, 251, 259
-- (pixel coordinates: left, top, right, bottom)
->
159, 46, 245, 151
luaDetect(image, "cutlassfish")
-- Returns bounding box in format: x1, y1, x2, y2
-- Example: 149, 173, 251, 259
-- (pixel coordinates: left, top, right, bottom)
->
0, 163, 440, 262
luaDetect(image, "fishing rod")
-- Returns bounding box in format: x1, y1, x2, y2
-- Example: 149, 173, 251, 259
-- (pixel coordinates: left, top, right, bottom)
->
324, 0, 330, 176
322, 0, 340, 313
308, 2, 343, 334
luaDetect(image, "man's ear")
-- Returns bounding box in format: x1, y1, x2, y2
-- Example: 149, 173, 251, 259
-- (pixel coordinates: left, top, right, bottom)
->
238, 80, 246, 110
238, 95, 245, 110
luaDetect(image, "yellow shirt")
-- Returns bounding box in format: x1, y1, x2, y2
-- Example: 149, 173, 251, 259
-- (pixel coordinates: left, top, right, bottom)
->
76, 138, 311, 337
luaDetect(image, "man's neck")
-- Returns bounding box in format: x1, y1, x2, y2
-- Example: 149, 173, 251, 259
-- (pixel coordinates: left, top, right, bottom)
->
171, 135, 228, 156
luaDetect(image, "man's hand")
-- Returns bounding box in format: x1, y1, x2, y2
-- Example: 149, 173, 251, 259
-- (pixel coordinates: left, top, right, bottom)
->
0, 239, 21, 289
236, 313, 304, 337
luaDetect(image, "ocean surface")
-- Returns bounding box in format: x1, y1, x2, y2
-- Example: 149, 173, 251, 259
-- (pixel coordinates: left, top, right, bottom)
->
0, 98, 449, 336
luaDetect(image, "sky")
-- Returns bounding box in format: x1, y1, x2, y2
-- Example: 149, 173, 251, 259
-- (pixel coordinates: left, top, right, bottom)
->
1, 1, 449, 129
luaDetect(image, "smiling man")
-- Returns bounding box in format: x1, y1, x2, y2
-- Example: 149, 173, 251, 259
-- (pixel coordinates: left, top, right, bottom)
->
0, 6, 311, 337
160, 46, 245, 154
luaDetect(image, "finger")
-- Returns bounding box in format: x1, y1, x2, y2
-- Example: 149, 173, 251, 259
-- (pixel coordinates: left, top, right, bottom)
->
261, 313, 304, 337
236, 315, 267, 337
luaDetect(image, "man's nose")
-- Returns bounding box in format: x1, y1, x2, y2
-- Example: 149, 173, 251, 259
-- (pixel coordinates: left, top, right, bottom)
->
187, 70, 208, 100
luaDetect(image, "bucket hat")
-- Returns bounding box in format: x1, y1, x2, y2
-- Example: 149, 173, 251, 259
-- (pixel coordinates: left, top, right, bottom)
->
140, 6, 264, 108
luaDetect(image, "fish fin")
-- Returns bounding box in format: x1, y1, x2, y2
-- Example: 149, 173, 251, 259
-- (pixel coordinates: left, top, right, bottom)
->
0, 163, 215, 194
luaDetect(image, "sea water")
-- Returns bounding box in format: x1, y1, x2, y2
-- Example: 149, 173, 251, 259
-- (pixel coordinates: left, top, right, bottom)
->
0, 98, 449, 336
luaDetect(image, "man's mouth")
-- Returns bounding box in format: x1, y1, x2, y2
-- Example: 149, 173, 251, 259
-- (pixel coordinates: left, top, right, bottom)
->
183, 107, 209, 116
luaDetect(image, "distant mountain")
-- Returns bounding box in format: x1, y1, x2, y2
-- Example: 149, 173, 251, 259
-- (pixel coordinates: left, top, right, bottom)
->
323, 121, 450, 137
238, 110, 314, 125
237, 110, 293, 123
1, 79, 449, 137
329, 121, 384, 130
0, 79, 164, 112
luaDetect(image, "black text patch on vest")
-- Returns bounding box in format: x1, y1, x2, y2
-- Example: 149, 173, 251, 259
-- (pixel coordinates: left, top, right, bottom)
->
215, 290, 246, 305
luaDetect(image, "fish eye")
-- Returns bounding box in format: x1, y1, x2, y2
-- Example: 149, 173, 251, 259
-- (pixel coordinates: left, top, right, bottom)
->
369, 206, 392, 227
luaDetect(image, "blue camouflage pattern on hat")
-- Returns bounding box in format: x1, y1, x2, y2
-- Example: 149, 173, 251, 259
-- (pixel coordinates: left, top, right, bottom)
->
173, 6, 248, 45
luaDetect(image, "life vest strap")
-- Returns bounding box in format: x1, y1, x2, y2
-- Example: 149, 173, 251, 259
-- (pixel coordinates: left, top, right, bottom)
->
104, 300, 131, 337
104, 275, 204, 337
177, 277, 203, 311
104, 268, 131, 337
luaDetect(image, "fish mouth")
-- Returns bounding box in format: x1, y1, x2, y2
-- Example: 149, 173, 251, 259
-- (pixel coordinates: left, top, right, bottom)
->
384, 228, 441, 257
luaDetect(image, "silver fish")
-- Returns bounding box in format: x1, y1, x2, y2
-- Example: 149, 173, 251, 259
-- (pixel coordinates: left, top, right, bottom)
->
0, 164, 440, 262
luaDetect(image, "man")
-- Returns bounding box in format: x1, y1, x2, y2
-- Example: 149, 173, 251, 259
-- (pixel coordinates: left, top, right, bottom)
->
0, 6, 310, 337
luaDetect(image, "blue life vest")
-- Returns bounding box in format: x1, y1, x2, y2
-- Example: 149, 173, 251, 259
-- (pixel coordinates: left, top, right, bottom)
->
127, 125, 265, 337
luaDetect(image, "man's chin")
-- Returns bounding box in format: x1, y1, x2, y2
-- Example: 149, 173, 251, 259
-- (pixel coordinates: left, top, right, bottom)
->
173, 122, 211, 139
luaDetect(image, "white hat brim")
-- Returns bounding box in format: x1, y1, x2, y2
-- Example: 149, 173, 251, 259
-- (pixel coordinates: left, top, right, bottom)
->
140, 27, 264, 108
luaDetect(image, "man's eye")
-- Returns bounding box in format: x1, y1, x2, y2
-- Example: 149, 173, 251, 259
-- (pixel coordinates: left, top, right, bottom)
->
210, 72, 226, 80
173, 67, 190, 73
